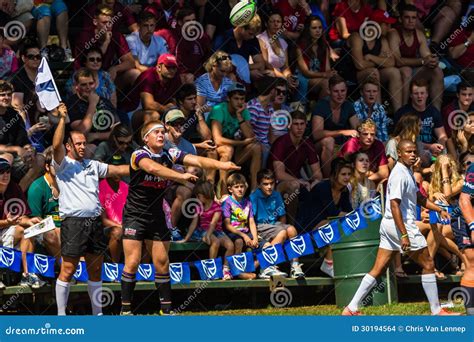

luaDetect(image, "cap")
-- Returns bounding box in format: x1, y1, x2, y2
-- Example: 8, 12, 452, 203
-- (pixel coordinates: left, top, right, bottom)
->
157, 53, 178, 67
0, 158, 11, 171
164, 109, 186, 124
369, 10, 397, 24
227, 82, 246, 94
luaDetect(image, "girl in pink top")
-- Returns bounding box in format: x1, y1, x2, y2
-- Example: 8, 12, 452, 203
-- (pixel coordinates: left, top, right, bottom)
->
178, 181, 234, 280
99, 176, 129, 263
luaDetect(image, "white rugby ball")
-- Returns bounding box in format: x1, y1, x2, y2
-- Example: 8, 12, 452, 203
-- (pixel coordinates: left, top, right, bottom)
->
229, 1, 257, 27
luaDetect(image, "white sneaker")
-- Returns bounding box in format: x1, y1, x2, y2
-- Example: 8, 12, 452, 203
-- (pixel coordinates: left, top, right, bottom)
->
320, 260, 334, 278
291, 263, 305, 279
64, 48, 74, 62
272, 266, 288, 277
0, 280, 5, 290
259, 266, 275, 279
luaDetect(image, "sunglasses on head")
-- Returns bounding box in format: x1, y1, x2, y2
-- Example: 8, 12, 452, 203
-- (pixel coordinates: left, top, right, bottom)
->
217, 55, 231, 62
88, 57, 102, 63
26, 54, 41, 60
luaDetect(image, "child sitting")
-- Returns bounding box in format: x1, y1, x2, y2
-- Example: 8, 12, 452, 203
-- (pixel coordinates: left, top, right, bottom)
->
221, 173, 258, 280
250, 169, 305, 279
178, 181, 235, 280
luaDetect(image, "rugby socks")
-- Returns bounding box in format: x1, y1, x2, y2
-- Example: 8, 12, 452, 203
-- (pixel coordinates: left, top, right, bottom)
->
421, 273, 441, 315
121, 271, 136, 313
461, 278, 474, 315
155, 273, 172, 314
87, 280, 103, 315
347, 274, 377, 312
55, 279, 71, 316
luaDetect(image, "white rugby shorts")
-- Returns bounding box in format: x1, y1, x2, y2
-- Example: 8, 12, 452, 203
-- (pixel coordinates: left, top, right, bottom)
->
379, 218, 427, 252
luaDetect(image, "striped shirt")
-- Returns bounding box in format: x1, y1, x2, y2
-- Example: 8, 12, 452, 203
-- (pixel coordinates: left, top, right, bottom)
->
248, 97, 273, 146
195, 73, 234, 108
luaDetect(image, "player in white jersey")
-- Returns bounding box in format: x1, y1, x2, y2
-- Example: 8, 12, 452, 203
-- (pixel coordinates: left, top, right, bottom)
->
342, 140, 460, 316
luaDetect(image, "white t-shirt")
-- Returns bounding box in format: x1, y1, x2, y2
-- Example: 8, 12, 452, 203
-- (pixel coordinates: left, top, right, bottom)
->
384, 161, 418, 225
126, 32, 169, 67
53, 156, 108, 218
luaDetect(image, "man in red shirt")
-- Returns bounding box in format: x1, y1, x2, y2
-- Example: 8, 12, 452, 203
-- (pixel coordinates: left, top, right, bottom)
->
338, 119, 389, 183
127, 53, 182, 114
75, 5, 137, 87
269, 110, 322, 224
388, 4, 444, 110
448, 19, 474, 81
271, 0, 310, 41
81, 0, 138, 33
329, 0, 373, 43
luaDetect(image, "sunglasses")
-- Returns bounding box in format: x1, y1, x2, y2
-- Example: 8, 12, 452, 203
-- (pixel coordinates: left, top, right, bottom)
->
0, 167, 11, 175
0, 92, 12, 97
276, 88, 287, 96
88, 57, 102, 63
116, 138, 132, 146
464, 161, 472, 166
217, 55, 231, 62
169, 120, 185, 127
26, 54, 41, 60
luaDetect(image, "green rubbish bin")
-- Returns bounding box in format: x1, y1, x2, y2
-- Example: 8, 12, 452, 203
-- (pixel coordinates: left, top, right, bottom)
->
332, 219, 398, 308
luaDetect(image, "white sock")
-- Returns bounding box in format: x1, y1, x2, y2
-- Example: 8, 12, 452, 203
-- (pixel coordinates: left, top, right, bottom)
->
347, 274, 377, 312
421, 273, 441, 315
55, 279, 71, 316
87, 280, 103, 315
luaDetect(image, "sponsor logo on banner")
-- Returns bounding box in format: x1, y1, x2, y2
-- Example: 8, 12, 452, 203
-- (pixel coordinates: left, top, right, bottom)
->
290, 236, 306, 255
0, 248, 15, 267
231, 254, 247, 273
74, 262, 83, 278
345, 212, 360, 231
319, 226, 333, 244
201, 259, 217, 278
262, 245, 279, 265
170, 263, 183, 283
138, 264, 153, 280
34, 255, 49, 275
104, 263, 119, 280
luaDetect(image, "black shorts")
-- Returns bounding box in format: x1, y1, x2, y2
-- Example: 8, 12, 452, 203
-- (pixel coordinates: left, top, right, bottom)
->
451, 215, 474, 250
122, 214, 169, 241
61, 217, 107, 258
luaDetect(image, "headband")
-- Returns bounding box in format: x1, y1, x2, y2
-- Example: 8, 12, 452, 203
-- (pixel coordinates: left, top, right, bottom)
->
143, 124, 164, 139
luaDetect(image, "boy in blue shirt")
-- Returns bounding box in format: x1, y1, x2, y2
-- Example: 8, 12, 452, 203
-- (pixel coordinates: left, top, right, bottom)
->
250, 169, 305, 279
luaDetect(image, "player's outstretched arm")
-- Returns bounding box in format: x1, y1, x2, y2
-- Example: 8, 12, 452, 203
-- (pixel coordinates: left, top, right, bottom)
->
182, 154, 241, 172
138, 157, 198, 185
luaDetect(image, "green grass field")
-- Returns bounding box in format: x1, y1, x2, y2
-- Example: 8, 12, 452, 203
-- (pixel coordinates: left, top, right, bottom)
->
182, 302, 466, 316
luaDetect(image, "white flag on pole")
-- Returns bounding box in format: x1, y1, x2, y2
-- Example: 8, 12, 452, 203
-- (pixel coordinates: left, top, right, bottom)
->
35, 57, 62, 111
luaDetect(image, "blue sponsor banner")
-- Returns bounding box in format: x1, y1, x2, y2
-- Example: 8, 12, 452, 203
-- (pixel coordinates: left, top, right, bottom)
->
101, 263, 124, 282
284, 233, 314, 260
312, 221, 341, 248
226, 251, 255, 276
169, 262, 191, 284
136, 264, 155, 281
360, 196, 383, 221
341, 210, 368, 236
256, 243, 286, 269
73, 261, 89, 282
0, 316, 471, 342
429, 204, 452, 225
194, 258, 223, 280
26, 253, 55, 278
0, 246, 22, 272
